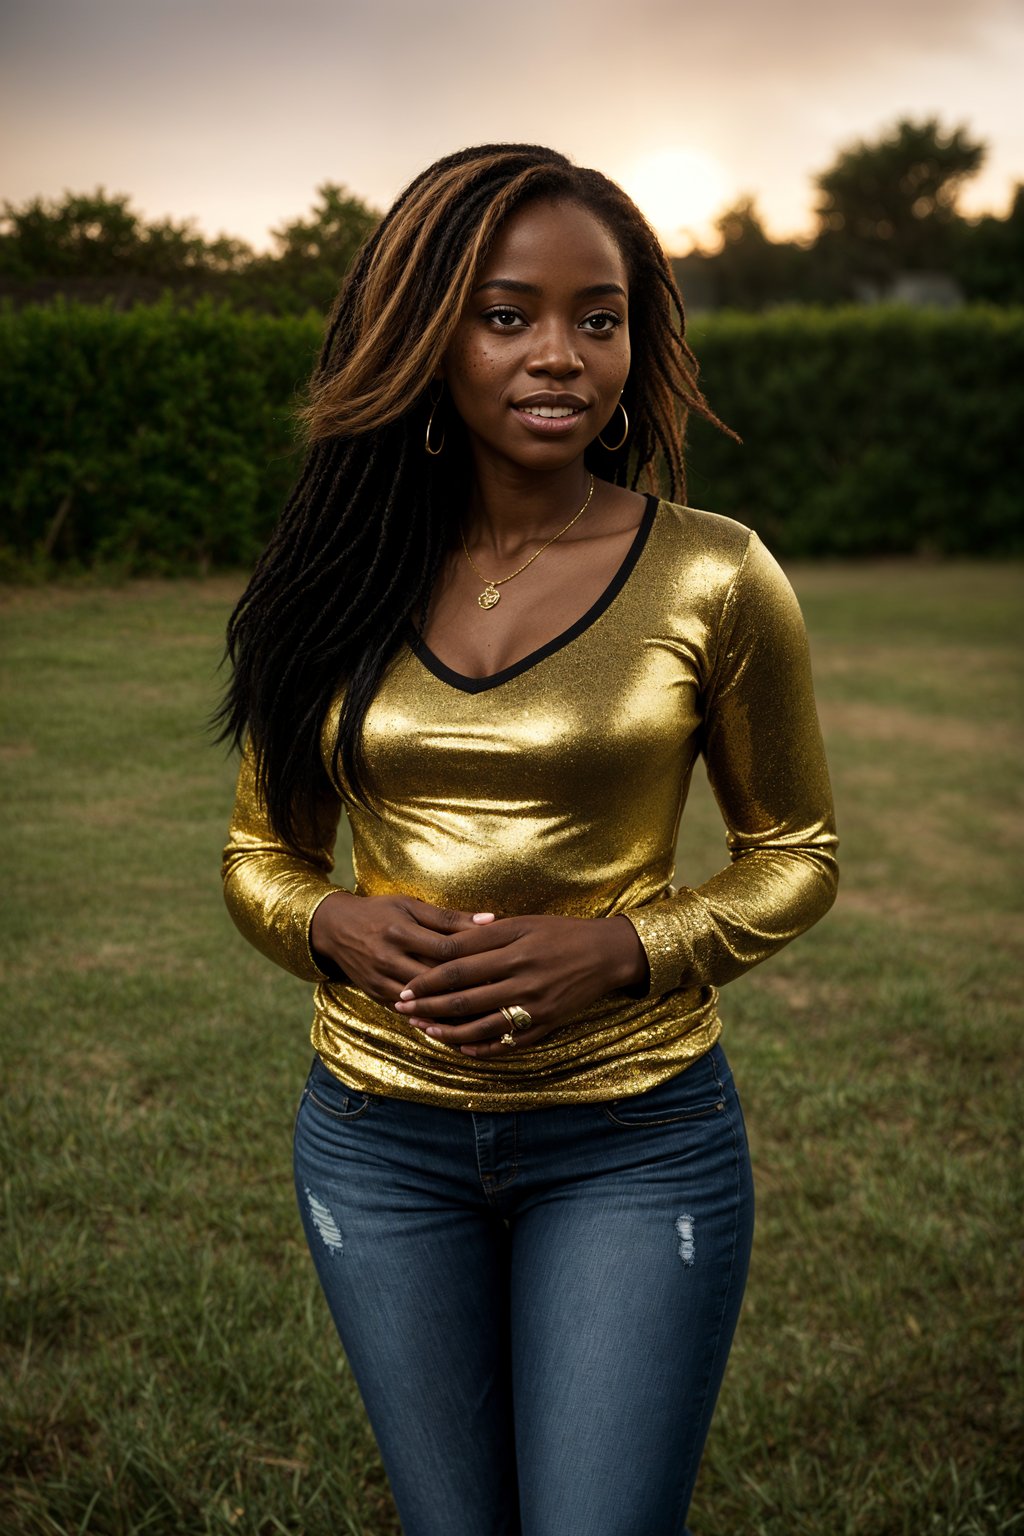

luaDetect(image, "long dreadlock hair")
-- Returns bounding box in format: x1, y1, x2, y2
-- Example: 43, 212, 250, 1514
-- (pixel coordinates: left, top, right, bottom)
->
216, 143, 735, 843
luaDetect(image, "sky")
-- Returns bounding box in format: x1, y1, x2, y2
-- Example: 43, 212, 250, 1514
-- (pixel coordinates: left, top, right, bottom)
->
2, 0, 1023, 254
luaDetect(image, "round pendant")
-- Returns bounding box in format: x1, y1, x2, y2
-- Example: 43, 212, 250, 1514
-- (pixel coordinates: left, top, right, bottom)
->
478, 585, 500, 610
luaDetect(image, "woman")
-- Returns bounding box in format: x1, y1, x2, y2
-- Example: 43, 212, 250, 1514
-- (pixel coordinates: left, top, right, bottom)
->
219, 143, 838, 1536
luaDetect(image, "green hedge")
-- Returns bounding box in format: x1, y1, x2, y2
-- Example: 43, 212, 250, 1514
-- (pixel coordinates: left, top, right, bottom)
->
1, 301, 1022, 573
687, 305, 1024, 556
0, 301, 320, 575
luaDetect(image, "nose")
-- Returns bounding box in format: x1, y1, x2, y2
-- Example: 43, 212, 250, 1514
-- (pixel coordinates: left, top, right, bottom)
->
526, 320, 583, 378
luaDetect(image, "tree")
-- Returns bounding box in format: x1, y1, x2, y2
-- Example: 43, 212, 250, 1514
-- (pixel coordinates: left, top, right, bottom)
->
0, 183, 380, 313
674, 197, 834, 311
952, 184, 1024, 304
245, 183, 380, 311
711, 197, 811, 308
0, 189, 243, 281
714, 195, 770, 252
269, 183, 379, 267
813, 117, 985, 285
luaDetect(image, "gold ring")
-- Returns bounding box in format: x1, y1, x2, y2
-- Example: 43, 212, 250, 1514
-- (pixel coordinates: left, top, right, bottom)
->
500, 1031, 516, 1047
500, 1004, 532, 1033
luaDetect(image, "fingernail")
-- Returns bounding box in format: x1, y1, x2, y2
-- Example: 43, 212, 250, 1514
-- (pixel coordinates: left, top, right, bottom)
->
425, 1027, 443, 1038
472, 912, 495, 922
399, 988, 414, 1000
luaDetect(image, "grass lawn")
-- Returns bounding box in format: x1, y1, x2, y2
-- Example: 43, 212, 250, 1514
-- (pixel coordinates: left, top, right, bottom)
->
1, 563, 1022, 1536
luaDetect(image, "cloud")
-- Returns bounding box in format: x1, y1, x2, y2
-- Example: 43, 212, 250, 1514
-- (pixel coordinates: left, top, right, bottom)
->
2, 0, 1020, 245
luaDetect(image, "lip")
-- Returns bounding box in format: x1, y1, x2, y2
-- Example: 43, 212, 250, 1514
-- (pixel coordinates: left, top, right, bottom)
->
513, 392, 589, 410
511, 392, 590, 436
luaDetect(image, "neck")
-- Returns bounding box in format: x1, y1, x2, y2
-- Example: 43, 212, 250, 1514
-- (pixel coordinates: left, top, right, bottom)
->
464, 458, 594, 556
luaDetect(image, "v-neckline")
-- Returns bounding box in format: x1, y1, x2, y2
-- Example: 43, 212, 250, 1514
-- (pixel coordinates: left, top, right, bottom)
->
406, 494, 659, 695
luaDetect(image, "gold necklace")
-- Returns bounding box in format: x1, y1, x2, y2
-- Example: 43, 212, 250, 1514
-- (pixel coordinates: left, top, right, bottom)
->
460, 475, 596, 610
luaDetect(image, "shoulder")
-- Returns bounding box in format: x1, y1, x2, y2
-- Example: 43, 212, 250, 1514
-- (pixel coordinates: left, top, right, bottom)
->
646, 498, 758, 602
651, 498, 754, 572
646, 499, 802, 632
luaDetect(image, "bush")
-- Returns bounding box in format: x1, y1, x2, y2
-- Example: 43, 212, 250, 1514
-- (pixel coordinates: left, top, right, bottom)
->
1, 301, 1021, 572
687, 305, 1024, 556
0, 300, 320, 573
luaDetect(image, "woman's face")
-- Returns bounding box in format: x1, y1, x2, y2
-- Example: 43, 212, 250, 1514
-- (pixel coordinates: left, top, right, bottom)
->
441, 197, 631, 475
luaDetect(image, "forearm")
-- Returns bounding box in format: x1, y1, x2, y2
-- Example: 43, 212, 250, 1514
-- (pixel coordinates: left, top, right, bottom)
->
623, 838, 838, 998
222, 846, 344, 981
221, 742, 346, 982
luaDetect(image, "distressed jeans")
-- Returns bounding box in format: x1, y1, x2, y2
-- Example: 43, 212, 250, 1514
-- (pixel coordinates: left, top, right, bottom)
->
292, 1041, 754, 1536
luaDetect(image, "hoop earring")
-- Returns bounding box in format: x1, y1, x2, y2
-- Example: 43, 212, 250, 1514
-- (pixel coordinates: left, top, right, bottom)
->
597, 400, 629, 452
424, 399, 445, 456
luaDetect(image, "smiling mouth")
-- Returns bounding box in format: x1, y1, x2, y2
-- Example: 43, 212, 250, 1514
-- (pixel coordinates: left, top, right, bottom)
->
512, 404, 586, 432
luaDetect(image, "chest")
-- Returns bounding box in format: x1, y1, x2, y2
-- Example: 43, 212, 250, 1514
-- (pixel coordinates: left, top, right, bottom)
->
420, 523, 643, 681
361, 613, 704, 819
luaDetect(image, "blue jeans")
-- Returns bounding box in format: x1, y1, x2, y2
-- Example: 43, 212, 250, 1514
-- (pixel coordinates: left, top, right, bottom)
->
293, 1042, 754, 1536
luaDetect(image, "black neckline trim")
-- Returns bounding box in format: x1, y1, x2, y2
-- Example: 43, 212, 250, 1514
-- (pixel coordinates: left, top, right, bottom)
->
407, 494, 659, 695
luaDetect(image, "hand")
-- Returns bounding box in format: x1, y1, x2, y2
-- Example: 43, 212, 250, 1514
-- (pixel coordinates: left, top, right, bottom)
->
393, 912, 648, 1057
310, 892, 496, 1007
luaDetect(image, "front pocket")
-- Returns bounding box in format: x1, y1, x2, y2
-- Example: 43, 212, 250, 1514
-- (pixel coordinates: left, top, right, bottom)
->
305, 1059, 374, 1121
601, 1056, 726, 1127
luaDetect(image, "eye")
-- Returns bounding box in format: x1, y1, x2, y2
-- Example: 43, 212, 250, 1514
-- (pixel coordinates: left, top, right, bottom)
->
482, 306, 526, 329
581, 310, 623, 334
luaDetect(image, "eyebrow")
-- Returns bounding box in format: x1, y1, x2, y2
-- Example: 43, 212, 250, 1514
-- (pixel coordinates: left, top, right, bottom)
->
473, 278, 627, 300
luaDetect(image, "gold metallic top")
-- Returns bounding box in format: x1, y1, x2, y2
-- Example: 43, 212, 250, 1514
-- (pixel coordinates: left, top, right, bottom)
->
222, 500, 838, 1110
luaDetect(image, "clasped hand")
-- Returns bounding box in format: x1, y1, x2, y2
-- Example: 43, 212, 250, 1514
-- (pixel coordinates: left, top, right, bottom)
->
310, 893, 647, 1057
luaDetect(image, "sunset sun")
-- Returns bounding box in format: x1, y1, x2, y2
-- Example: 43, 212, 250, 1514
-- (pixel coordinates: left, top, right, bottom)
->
622, 147, 730, 250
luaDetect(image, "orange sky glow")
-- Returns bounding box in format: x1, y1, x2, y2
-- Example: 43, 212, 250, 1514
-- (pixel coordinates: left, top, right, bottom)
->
2, 0, 1022, 256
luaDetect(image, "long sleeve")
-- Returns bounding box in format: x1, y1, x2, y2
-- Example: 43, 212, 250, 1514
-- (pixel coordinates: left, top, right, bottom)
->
224, 503, 838, 1107
221, 740, 347, 982
622, 530, 839, 999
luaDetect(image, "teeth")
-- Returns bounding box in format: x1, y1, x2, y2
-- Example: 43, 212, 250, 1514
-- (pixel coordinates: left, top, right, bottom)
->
522, 405, 577, 418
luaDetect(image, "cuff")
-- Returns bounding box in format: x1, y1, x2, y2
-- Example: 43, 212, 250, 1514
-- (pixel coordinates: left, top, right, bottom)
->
304, 886, 351, 982
620, 894, 695, 999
